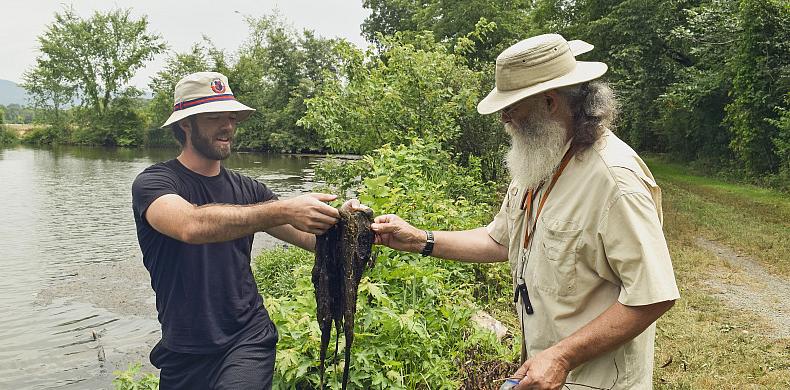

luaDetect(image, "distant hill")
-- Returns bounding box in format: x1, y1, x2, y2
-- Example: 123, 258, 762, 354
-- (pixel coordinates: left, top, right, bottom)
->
0, 79, 29, 106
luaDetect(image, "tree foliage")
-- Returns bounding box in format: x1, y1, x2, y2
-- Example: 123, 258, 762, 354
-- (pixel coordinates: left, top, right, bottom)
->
229, 14, 342, 152
23, 7, 165, 146
362, 0, 532, 66
25, 7, 165, 115
301, 33, 481, 155
724, 0, 790, 173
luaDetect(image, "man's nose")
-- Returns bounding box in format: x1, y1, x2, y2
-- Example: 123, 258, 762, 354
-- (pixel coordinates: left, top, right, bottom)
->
221, 116, 237, 130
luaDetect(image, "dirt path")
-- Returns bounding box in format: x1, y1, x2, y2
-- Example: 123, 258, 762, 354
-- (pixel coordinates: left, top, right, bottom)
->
695, 237, 790, 339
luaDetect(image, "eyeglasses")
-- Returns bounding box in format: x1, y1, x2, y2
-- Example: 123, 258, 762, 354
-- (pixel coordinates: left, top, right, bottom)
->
501, 102, 519, 121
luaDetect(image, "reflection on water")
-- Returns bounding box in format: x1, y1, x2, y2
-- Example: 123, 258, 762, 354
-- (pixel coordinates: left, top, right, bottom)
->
0, 145, 321, 389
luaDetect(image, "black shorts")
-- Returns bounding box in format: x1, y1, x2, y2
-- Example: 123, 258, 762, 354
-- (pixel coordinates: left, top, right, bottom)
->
150, 319, 279, 390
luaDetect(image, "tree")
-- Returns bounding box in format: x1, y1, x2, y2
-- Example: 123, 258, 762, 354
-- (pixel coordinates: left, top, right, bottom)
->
229, 14, 342, 152
300, 32, 481, 154
24, 7, 165, 117
362, 0, 533, 66
22, 63, 74, 126
724, 0, 790, 173
655, 0, 738, 163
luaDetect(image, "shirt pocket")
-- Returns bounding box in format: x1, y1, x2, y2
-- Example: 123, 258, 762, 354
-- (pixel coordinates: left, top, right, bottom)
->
531, 218, 582, 296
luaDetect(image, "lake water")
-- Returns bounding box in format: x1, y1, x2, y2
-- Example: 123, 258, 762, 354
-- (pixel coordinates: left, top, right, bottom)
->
0, 145, 322, 389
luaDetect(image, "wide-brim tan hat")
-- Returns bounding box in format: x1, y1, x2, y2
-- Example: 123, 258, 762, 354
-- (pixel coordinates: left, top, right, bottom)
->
161, 72, 255, 128
477, 34, 607, 115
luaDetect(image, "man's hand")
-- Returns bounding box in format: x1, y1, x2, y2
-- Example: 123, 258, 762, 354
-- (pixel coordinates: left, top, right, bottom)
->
341, 198, 370, 212
514, 347, 571, 390
280, 193, 340, 235
370, 214, 425, 253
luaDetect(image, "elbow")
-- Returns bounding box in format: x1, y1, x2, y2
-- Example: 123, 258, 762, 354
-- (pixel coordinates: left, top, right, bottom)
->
655, 299, 676, 318
176, 223, 206, 245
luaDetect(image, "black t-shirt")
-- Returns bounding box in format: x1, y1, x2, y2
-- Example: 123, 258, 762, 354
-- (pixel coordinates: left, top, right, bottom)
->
131, 159, 277, 353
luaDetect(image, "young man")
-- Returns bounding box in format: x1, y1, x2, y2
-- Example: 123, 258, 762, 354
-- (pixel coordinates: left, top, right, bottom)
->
371, 34, 680, 389
132, 72, 356, 389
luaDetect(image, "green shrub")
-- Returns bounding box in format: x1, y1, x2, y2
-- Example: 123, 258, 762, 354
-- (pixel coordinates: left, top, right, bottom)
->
256, 247, 517, 390
0, 126, 18, 146
21, 125, 69, 145
254, 139, 517, 389
112, 363, 159, 390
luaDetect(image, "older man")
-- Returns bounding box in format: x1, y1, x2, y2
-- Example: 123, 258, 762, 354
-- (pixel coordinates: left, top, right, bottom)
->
371, 34, 679, 389
132, 72, 358, 389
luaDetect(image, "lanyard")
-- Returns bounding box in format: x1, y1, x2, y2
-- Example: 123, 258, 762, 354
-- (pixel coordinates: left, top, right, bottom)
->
514, 145, 576, 317
521, 146, 576, 249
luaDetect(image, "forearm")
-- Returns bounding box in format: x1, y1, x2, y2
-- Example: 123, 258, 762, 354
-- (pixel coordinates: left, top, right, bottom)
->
267, 224, 317, 252
404, 227, 508, 263
552, 300, 675, 370
181, 201, 286, 244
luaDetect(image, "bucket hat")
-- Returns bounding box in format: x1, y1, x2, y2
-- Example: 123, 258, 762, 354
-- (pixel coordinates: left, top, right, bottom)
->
161, 72, 255, 128
477, 34, 607, 115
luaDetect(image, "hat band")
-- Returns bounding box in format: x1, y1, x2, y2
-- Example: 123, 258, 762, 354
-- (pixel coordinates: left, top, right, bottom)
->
173, 94, 237, 112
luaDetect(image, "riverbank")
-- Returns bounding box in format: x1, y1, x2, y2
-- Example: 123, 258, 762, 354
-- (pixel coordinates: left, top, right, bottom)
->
4, 123, 43, 137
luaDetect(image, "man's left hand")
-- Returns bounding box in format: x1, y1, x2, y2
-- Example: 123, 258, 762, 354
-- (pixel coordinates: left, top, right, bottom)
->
513, 347, 571, 390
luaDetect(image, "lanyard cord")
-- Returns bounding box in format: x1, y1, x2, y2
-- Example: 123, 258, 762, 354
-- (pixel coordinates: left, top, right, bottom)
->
521, 146, 577, 249
514, 146, 577, 316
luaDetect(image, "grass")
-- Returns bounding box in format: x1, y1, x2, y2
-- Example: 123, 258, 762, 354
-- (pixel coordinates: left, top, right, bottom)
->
646, 157, 790, 389
647, 157, 789, 276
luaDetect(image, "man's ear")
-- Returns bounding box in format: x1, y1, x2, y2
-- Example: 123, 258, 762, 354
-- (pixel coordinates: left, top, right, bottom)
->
178, 118, 191, 133
544, 90, 560, 115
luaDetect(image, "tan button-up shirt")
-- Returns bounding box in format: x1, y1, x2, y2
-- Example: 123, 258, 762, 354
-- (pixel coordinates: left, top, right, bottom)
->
487, 130, 680, 389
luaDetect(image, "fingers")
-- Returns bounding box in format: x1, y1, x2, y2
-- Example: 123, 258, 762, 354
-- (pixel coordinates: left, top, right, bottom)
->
305, 194, 340, 218
309, 192, 338, 202
340, 198, 371, 213
513, 361, 531, 390
373, 213, 398, 225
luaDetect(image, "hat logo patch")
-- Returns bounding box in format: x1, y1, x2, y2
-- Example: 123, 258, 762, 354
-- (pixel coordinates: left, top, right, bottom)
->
210, 79, 226, 94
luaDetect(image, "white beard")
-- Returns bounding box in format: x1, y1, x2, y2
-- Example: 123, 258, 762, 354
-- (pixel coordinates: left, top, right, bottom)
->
504, 113, 569, 190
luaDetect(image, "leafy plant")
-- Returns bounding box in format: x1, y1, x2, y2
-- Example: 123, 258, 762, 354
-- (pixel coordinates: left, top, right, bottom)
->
112, 363, 159, 390
255, 138, 517, 389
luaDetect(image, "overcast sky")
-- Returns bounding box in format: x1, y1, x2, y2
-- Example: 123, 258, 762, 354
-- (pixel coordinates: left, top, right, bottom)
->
1, 0, 370, 91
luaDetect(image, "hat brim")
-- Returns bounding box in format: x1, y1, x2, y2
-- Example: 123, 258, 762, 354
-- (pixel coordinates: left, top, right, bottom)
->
477, 61, 608, 115
161, 100, 256, 128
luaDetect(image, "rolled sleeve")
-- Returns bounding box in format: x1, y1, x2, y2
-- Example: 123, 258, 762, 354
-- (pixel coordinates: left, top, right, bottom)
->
600, 192, 680, 306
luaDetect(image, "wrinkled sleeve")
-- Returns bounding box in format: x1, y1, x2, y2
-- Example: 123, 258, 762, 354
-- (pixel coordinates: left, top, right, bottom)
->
486, 195, 510, 247
132, 166, 180, 223
599, 192, 680, 306
252, 179, 278, 203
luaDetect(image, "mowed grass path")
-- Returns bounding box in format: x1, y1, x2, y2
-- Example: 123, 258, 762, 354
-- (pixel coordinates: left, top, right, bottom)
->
646, 157, 789, 389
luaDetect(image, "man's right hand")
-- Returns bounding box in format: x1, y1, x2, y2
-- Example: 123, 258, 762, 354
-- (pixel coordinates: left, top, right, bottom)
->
280, 193, 340, 235
370, 214, 425, 253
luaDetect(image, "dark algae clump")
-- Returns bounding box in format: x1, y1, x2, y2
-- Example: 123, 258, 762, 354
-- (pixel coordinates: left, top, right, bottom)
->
312, 205, 375, 390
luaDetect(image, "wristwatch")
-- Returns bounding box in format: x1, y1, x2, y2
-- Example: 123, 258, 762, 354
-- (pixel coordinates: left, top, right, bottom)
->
420, 230, 435, 257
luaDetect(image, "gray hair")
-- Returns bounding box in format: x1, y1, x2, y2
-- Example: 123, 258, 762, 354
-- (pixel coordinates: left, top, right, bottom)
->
558, 81, 618, 150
